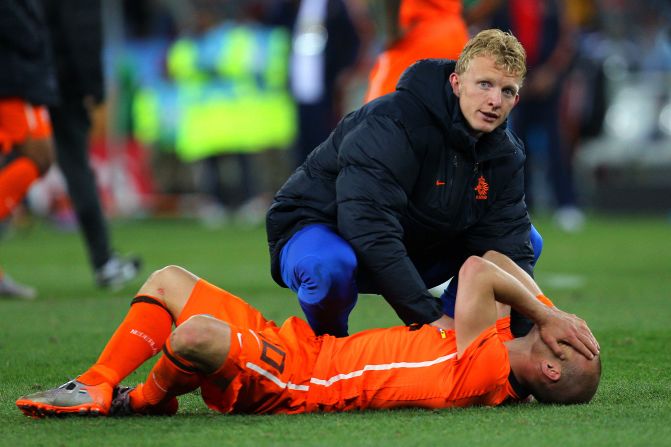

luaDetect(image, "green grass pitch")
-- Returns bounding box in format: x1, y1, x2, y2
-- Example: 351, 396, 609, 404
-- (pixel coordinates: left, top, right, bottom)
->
1, 214, 670, 446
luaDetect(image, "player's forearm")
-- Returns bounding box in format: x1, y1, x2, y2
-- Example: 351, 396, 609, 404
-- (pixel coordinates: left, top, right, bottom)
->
487, 262, 551, 326
482, 250, 542, 297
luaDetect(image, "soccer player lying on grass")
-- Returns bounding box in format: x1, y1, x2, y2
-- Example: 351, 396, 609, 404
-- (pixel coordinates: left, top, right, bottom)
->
17, 250, 601, 417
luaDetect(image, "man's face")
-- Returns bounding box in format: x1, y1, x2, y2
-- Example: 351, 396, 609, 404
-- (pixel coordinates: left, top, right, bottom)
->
449, 55, 521, 135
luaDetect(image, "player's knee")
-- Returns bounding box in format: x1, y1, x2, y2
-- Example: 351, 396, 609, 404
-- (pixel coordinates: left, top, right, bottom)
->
171, 315, 229, 362
139, 265, 197, 315
530, 225, 543, 263
20, 138, 54, 174
459, 255, 491, 282
296, 253, 356, 303
144, 265, 183, 288
315, 249, 356, 283
156, 265, 185, 280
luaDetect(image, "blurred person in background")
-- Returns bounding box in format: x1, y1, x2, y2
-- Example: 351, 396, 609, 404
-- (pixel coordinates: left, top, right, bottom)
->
559, 0, 607, 176
267, 0, 362, 167
364, 0, 507, 103
0, 0, 58, 299
154, 0, 297, 226
364, 0, 469, 102
489, 0, 584, 232
41, 0, 142, 289
637, 1, 671, 73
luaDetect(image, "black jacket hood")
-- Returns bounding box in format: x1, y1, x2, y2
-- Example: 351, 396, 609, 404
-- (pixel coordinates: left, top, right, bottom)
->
396, 59, 458, 134
396, 58, 518, 162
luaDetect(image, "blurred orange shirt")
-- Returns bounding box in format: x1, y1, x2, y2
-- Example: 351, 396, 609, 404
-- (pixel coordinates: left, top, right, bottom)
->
399, 0, 463, 28
365, 0, 469, 102
0, 98, 52, 153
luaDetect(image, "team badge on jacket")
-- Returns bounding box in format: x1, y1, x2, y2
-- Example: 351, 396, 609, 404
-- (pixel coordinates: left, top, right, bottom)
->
474, 176, 489, 200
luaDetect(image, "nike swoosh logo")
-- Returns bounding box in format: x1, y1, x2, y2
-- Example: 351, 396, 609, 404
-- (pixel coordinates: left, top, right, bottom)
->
435, 180, 446, 186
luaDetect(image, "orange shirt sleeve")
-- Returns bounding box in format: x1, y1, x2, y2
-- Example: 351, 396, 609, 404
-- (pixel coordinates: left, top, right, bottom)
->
449, 325, 512, 406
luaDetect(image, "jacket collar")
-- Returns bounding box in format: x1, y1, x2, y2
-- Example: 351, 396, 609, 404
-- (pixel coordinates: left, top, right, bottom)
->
396, 59, 519, 163
445, 87, 517, 163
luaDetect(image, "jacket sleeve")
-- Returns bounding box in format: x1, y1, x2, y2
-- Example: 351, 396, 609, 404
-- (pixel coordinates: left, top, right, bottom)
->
465, 164, 535, 275
0, 1, 43, 57
336, 115, 443, 325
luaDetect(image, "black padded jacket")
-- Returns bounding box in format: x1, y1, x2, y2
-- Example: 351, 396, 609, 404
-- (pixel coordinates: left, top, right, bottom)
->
0, 0, 58, 105
266, 59, 534, 326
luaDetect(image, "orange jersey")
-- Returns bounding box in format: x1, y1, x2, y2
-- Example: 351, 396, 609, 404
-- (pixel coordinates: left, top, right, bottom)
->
179, 280, 318, 414
201, 316, 321, 414
191, 279, 524, 414
307, 321, 520, 411
364, 0, 468, 102
0, 98, 52, 153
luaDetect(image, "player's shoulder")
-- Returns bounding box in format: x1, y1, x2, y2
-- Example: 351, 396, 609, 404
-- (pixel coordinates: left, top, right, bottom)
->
457, 324, 506, 363
361, 89, 432, 130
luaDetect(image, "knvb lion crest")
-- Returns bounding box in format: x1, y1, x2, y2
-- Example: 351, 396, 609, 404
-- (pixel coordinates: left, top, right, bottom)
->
474, 175, 489, 200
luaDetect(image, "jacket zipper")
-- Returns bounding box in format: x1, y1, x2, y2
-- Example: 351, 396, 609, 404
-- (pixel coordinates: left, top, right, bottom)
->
447, 154, 458, 191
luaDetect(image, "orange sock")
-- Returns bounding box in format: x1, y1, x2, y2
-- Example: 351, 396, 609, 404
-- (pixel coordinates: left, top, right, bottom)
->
0, 157, 40, 219
78, 296, 173, 386
130, 338, 201, 409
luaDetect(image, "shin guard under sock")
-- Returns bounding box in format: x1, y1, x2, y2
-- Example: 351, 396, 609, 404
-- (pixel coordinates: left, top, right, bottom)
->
131, 339, 200, 408
78, 295, 173, 386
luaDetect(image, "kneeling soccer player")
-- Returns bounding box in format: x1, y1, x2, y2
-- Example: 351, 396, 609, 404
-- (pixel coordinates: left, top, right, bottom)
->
17, 251, 600, 417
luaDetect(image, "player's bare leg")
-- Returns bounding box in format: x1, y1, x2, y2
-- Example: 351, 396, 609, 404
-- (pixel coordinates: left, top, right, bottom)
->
16, 266, 200, 417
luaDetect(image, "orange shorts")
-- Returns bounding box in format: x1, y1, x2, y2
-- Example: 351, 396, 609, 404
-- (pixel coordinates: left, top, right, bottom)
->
0, 98, 53, 153
176, 280, 321, 414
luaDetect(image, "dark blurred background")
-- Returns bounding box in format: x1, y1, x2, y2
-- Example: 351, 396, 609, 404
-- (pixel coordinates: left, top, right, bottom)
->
19, 0, 671, 232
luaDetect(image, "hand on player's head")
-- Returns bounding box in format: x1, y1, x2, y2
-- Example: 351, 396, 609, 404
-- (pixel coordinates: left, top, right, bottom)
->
538, 307, 600, 360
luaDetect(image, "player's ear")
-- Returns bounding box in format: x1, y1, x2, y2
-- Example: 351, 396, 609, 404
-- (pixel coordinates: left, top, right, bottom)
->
449, 72, 460, 96
541, 360, 561, 382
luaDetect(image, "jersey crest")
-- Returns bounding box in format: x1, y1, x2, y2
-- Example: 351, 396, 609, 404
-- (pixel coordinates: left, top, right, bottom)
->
474, 176, 489, 200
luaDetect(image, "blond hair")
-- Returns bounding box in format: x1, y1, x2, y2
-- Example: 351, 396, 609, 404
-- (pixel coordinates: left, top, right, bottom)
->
455, 29, 527, 82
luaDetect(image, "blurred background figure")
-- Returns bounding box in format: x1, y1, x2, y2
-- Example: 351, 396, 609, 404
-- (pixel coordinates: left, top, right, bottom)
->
0, 266, 36, 299
364, 0, 469, 102
489, 0, 584, 232
570, 0, 671, 214
0, 0, 58, 299
123, 0, 298, 226
5, 0, 662, 237
267, 0, 362, 167
364, 0, 507, 103
41, 0, 142, 289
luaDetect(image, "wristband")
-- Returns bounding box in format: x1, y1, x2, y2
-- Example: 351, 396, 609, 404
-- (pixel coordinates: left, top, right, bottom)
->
536, 293, 554, 308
